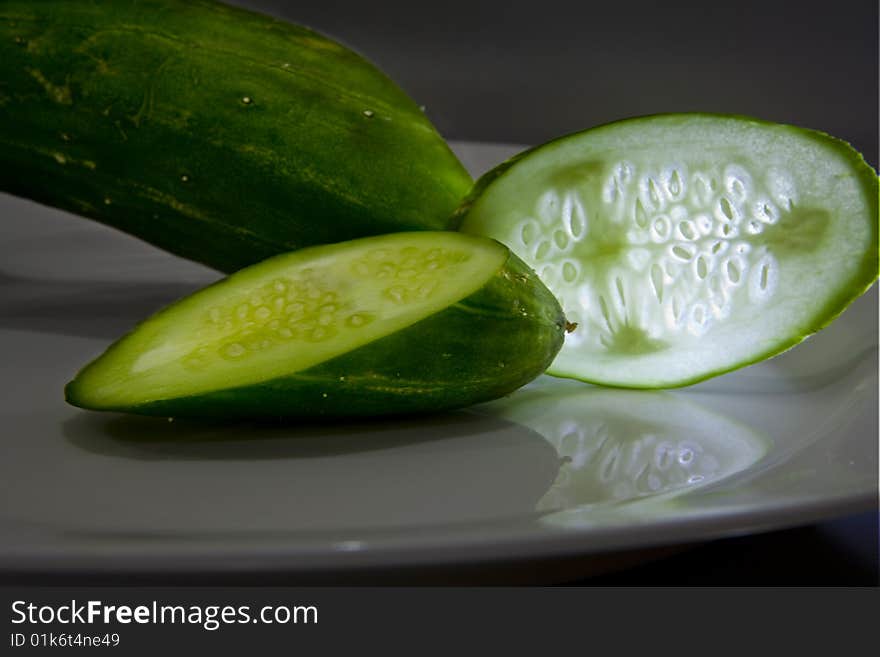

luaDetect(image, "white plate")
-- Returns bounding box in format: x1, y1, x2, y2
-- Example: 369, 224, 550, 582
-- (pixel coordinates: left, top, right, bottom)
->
0, 142, 876, 579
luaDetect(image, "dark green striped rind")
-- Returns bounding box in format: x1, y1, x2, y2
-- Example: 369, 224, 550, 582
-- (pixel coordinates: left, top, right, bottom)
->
0, 0, 471, 272
65, 252, 567, 418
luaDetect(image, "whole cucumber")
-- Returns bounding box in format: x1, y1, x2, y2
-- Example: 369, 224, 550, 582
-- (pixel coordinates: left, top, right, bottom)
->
0, 0, 471, 272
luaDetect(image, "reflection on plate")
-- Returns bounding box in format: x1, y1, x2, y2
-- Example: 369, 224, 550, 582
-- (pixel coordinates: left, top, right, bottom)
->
476, 385, 766, 517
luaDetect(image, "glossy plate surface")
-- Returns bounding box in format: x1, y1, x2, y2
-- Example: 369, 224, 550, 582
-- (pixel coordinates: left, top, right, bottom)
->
0, 142, 876, 579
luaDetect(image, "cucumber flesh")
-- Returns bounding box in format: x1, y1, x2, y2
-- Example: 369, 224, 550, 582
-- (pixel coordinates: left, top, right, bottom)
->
66, 232, 567, 417
457, 114, 879, 387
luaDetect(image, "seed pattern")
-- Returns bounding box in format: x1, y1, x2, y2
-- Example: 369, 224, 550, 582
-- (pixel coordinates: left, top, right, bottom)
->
508, 159, 785, 351
180, 245, 470, 369
536, 418, 728, 511
182, 275, 346, 368
351, 246, 468, 305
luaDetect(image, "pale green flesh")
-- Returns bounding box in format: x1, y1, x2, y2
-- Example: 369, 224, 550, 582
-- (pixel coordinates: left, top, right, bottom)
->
75, 232, 507, 406
460, 115, 878, 387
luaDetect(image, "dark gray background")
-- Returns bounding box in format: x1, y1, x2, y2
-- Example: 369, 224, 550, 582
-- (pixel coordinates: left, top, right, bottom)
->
228, 0, 878, 167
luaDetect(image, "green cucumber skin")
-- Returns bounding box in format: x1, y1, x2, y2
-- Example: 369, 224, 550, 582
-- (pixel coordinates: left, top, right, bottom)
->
65, 252, 567, 418
0, 0, 471, 273
455, 113, 879, 388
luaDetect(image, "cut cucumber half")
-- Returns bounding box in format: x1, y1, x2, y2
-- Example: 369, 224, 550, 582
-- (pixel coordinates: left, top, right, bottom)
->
456, 114, 879, 387
66, 232, 567, 418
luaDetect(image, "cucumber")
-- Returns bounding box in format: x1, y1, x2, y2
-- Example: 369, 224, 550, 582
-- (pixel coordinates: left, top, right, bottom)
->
0, 0, 471, 273
456, 114, 879, 387
65, 232, 567, 418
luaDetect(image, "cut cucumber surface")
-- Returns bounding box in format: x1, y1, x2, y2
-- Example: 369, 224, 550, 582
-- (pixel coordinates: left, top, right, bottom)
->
456, 114, 879, 387
66, 232, 567, 418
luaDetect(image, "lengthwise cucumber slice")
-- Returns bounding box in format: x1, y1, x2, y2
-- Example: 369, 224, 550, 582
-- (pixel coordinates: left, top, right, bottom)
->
66, 232, 567, 418
456, 114, 879, 387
